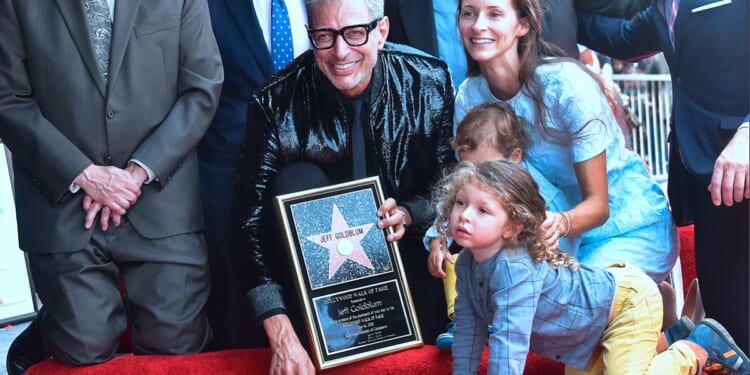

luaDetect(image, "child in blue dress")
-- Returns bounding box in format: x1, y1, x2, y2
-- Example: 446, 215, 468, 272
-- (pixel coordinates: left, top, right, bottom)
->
433, 160, 747, 375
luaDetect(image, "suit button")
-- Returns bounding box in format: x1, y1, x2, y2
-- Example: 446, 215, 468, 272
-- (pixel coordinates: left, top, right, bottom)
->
103, 156, 112, 165
106, 108, 116, 119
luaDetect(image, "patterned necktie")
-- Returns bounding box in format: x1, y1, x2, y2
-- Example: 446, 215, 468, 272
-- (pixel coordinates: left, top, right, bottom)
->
83, 0, 112, 85
271, 0, 294, 71
668, 0, 680, 47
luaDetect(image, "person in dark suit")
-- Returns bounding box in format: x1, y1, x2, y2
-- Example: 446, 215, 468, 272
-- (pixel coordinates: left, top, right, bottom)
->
578, 0, 749, 354
202, 0, 309, 350
0, 0, 223, 373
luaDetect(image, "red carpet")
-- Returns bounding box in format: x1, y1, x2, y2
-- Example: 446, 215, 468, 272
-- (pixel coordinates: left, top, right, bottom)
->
676, 225, 697, 296
27, 226, 696, 375
26, 347, 564, 375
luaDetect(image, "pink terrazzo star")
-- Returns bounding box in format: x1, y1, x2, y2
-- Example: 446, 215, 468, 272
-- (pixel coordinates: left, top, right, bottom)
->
307, 204, 374, 279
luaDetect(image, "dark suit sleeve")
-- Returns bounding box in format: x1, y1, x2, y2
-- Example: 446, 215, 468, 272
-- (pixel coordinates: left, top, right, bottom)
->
576, 5, 663, 61
129, 0, 223, 185
574, 0, 651, 18
0, 0, 92, 202
384, 0, 439, 57
540, 0, 580, 58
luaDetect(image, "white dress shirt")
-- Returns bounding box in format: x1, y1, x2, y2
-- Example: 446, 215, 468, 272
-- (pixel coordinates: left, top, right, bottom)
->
253, 0, 311, 59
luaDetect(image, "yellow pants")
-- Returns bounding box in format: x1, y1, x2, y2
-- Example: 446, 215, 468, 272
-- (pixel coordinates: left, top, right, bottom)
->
565, 264, 699, 375
442, 253, 458, 320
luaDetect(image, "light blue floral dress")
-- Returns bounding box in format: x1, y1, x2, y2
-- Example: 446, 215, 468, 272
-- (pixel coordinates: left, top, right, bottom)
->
455, 61, 678, 282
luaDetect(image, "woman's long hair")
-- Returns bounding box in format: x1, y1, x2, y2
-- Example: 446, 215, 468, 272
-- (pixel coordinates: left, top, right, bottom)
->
460, 0, 620, 141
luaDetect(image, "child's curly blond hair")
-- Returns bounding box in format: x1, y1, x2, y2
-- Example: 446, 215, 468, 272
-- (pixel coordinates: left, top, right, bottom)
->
432, 160, 577, 269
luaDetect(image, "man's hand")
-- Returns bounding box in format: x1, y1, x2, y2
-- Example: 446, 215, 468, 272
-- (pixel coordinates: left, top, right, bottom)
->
708, 126, 749, 206
428, 237, 453, 279
82, 194, 122, 230
263, 315, 316, 375
74, 164, 141, 215
377, 198, 411, 242
78, 162, 149, 230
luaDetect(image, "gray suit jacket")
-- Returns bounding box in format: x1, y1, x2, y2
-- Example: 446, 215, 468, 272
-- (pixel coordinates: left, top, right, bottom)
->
0, 0, 223, 253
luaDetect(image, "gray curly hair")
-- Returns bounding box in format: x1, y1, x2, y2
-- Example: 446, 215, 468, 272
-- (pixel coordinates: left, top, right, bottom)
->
305, 0, 385, 25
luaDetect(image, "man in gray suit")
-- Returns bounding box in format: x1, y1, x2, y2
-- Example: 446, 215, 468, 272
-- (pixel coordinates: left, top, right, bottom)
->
0, 0, 223, 373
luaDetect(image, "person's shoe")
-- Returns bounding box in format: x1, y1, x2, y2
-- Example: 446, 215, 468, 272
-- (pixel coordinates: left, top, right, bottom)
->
6, 310, 47, 375
665, 316, 696, 345
436, 321, 454, 353
702, 359, 746, 375
686, 319, 749, 375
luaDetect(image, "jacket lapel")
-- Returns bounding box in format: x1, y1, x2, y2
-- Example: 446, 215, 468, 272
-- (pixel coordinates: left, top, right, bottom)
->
673, 0, 690, 56
55, 0, 107, 96
226, 0, 274, 77
108, 0, 142, 91
656, 0, 678, 67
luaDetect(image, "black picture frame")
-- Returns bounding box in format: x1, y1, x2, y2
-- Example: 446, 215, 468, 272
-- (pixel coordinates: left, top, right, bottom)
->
274, 176, 422, 370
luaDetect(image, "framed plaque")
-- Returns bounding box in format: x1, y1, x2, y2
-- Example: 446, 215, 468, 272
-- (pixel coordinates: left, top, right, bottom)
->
274, 176, 422, 370
0, 146, 38, 325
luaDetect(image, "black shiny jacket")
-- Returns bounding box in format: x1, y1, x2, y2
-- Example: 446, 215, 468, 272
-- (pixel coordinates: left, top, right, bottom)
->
232, 43, 456, 318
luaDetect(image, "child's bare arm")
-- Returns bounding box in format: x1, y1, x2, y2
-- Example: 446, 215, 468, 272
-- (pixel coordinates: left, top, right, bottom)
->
428, 237, 453, 278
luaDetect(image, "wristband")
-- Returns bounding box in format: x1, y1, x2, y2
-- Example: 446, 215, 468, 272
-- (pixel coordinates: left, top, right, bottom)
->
559, 211, 572, 238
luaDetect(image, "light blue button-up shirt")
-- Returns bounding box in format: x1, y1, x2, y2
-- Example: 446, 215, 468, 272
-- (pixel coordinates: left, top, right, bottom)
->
453, 247, 615, 374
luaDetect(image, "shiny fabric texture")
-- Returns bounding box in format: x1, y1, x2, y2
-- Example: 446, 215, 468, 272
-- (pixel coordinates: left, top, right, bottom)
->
232, 43, 456, 317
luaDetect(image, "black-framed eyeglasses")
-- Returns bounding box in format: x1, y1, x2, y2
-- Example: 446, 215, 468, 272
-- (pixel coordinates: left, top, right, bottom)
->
306, 18, 381, 50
